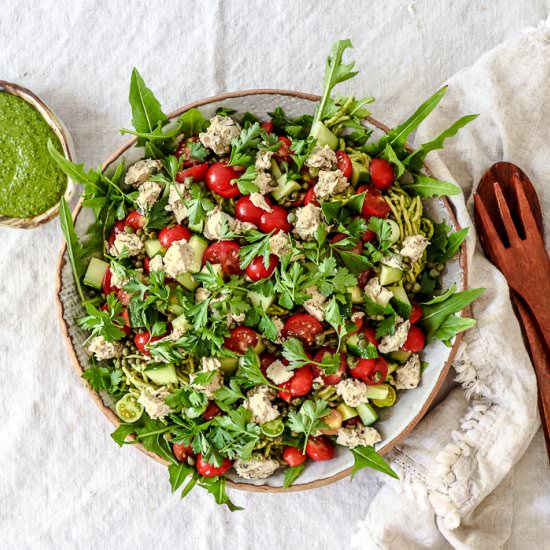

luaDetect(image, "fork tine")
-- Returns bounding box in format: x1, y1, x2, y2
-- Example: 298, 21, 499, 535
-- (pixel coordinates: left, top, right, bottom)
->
494, 182, 520, 244
513, 174, 539, 238
474, 192, 505, 258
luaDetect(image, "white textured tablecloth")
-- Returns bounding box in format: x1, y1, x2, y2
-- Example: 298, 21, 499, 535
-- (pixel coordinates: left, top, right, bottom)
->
1, 2, 550, 549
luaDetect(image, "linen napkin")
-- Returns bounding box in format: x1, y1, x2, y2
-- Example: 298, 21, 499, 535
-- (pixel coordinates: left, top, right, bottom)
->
352, 17, 550, 550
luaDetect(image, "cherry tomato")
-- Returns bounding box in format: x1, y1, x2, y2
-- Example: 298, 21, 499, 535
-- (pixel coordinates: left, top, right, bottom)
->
282, 446, 307, 467
158, 225, 191, 248
203, 401, 222, 421
312, 348, 347, 385
278, 366, 313, 401
196, 453, 232, 477
174, 136, 201, 166
349, 357, 388, 384
282, 314, 324, 347
172, 442, 194, 462
336, 150, 353, 179
358, 269, 374, 288
205, 162, 242, 198
305, 436, 335, 461
370, 158, 395, 190
277, 136, 292, 160
409, 303, 423, 324
258, 205, 291, 233
102, 267, 113, 294
303, 187, 319, 207
362, 229, 376, 242
260, 353, 277, 375
330, 233, 363, 255
143, 256, 151, 273
235, 195, 272, 226
358, 185, 391, 219
107, 219, 126, 248
403, 325, 425, 353
261, 121, 274, 133
125, 210, 145, 230
362, 325, 380, 346
349, 315, 364, 335
246, 254, 278, 281
203, 240, 243, 276
224, 327, 259, 354
133, 331, 161, 355
176, 162, 209, 183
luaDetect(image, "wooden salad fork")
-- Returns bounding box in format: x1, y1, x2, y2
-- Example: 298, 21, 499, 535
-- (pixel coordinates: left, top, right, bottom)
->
474, 162, 550, 461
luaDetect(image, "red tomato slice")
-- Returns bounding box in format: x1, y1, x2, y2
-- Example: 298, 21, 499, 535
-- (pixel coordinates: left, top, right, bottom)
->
260, 353, 277, 376
235, 195, 271, 226
282, 314, 323, 347
203, 402, 222, 421
303, 187, 319, 207
107, 219, 126, 248
409, 303, 423, 324
276, 136, 292, 160
176, 162, 209, 183
362, 325, 380, 346
196, 453, 232, 477
205, 162, 242, 198
172, 442, 195, 462
133, 331, 161, 356
330, 233, 363, 255
102, 267, 113, 294
369, 158, 395, 190
224, 327, 259, 354
174, 136, 201, 166
403, 325, 425, 352
125, 210, 146, 230
278, 366, 313, 401
158, 225, 191, 248
245, 254, 278, 281
358, 185, 390, 219
203, 240, 243, 275
305, 436, 335, 461
336, 150, 353, 179
282, 446, 307, 467
312, 348, 347, 385
258, 205, 291, 233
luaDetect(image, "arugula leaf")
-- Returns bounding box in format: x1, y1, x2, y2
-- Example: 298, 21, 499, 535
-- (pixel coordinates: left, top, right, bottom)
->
350, 445, 398, 479
178, 108, 209, 137
59, 197, 85, 301
198, 476, 243, 511
110, 423, 136, 446
380, 143, 405, 178
427, 223, 468, 264
432, 315, 477, 346
283, 464, 305, 488
168, 462, 195, 493
134, 415, 175, 463
402, 174, 462, 197
268, 107, 313, 139
82, 366, 123, 393
287, 400, 330, 452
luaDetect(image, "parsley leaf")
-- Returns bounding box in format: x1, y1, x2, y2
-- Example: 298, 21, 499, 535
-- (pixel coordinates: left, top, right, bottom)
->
209, 407, 261, 460
82, 366, 123, 393
228, 123, 261, 167
77, 293, 126, 342
368, 217, 395, 251
239, 230, 273, 269
233, 165, 259, 195
188, 141, 209, 162
236, 349, 275, 389
287, 399, 330, 452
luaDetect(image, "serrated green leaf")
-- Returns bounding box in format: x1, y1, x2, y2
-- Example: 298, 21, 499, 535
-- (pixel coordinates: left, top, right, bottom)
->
350, 445, 398, 479
402, 174, 462, 197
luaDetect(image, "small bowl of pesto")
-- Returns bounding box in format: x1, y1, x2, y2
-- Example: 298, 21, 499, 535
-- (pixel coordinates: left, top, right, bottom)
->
0, 80, 75, 228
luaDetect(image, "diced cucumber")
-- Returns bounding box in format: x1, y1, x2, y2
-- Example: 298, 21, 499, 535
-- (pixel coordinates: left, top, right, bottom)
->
249, 291, 274, 312
172, 313, 192, 333
83, 258, 109, 290
219, 356, 238, 374
167, 304, 184, 315
336, 403, 358, 420
346, 332, 378, 359
356, 403, 379, 426
385, 220, 401, 244
144, 239, 164, 258
372, 385, 397, 408
145, 364, 178, 385
387, 361, 399, 374
389, 350, 412, 363
271, 174, 301, 201
176, 272, 199, 291
348, 285, 364, 303
254, 338, 265, 355
188, 220, 203, 233
187, 235, 208, 273
365, 385, 390, 401
388, 282, 410, 305
380, 265, 403, 285
351, 160, 370, 185
310, 121, 339, 150
270, 158, 283, 180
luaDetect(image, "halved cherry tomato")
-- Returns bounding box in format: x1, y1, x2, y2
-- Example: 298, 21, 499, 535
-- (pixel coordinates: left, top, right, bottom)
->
196, 453, 232, 477
172, 442, 195, 462
261, 121, 274, 133
107, 219, 126, 248
224, 327, 259, 354
403, 325, 425, 352
349, 357, 376, 379
282, 446, 307, 467
362, 229, 376, 242
246, 254, 278, 281
176, 162, 209, 183
336, 150, 353, 179
370, 158, 395, 190
330, 233, 363, 255
306, 436, 335, 461
260, 353, 277, 375
235, 195, 272, 226
133, 331, 161, 355
409, 303, 423, 324
282, 314, 323, 347
312, 348, 347, 385
357, 185, 391, 219
276, 136, 292, 160
349, 315, 364, 335
203, 402, 222, 421
362, 325, 380, 346
174, 136, 201, 166
143, 256, 151, 273
258, 205, 291, 233
350, 357, 388, 385
205, 162, 242, 198
203, 241, 243, 275
278, 366, 313, 401
102, 267, 113, 294
158, 225, 191, 248
125, 210, 146, 230
303, 187, 319, 207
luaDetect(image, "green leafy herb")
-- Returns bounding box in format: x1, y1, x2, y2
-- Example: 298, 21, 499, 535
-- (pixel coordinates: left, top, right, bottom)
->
186, 183, 215, 227
287, 399, 330, 452
82, 366, 123, 393
236, 348, 275, 389
283, 464, 305, 488
78, 293, 126, 342
268, 107, 313, 139
198, 476, 242, 511
188, 141, 209, 162
350, 445, 398, 479
233, 165, 260, 195
228, 122, 261, 167
402, 174, 462, 197
427, 223, 468, 264
368, 217, 395, 251
110, 423, 136, 446
210, 407, 261, 460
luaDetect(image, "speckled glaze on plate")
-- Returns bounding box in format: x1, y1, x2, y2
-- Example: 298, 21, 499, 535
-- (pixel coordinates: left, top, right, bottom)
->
56, 90, 467, 493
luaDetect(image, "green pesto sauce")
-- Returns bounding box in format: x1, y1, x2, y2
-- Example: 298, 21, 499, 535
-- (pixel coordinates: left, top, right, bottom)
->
0, 92, 67, 218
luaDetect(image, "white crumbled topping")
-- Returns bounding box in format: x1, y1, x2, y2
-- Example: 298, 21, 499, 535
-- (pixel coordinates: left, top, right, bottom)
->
199, 115, 241, 155
195, 287, 212, 303
245, 385, 280, 424
269, 232, 292, 258
314, 169, 350, 199
364, 277, 393, 306
87, 336, 122, 361
124, 159, 162, 187
266, 359, 293, 385
272, 316, 285, 343
293, 203, 322, 241
351, 311, 365, 324
136, 181, 162, 212
163, 239, 195, 278
190, 367, 224, 399
137, 386, 173, 420
303, 285, 327, 322
148, 255, 165, 272
400, 235, 430, 263
313, 375, 326, 387
234, 456, 280, 480
378, 318, 410, 354
109, 232, 144, 257
166, 182, 190, 223
249, 192, 273, 212
110, 268, 129, 289
382, 254, 404, 270
255, 150, 274, 172
254, 171, 276, 194
203, 207, 255, 240
305, 145, 337, 171
336, 379, 369, 407
201, 356, 222, 372
336, 425, 382, 449
395, 353, 421, 390
226, 311, 246, 326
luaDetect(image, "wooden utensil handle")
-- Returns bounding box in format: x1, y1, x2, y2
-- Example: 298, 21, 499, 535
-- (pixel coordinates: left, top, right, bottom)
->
523, 298, 550, 367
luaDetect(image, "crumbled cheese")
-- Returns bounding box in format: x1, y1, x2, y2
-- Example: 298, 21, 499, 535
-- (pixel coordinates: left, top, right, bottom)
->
203, 207, 255, 240
255, 150, 274, 172
233, 456, 280, 480
110, 268, 129, 289
272, 316, 285, 343
269, 231, 292, 258
226, 311, 246, 326
314, 169, 349, 199
364, 277, 393, 306
249, 192, 273, 212
109, 232, 144, 257
199, 115, 241, 155
266, 359, 293, 385
395, 353, 421, 390
303, 285, 327, 322
202, 356, 222, 372
195, 287, 212, 303
148, 255, 164, 272
137, 181, 162, 212
163, 239, 195, 278
336, 379, 369, 407
245, 385, 280, 424
293, 204, 322, 241
313, 375, 326, 387
124, 159, 162, 187
137, 386, 173, 420
378, 318, 410, 353
336, 425, 382, 449
305, 145, 337, 171
400, 235, 430, 263
166, 182, 190, 223
87, 336, 122, 361
254, 171, 276, 194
